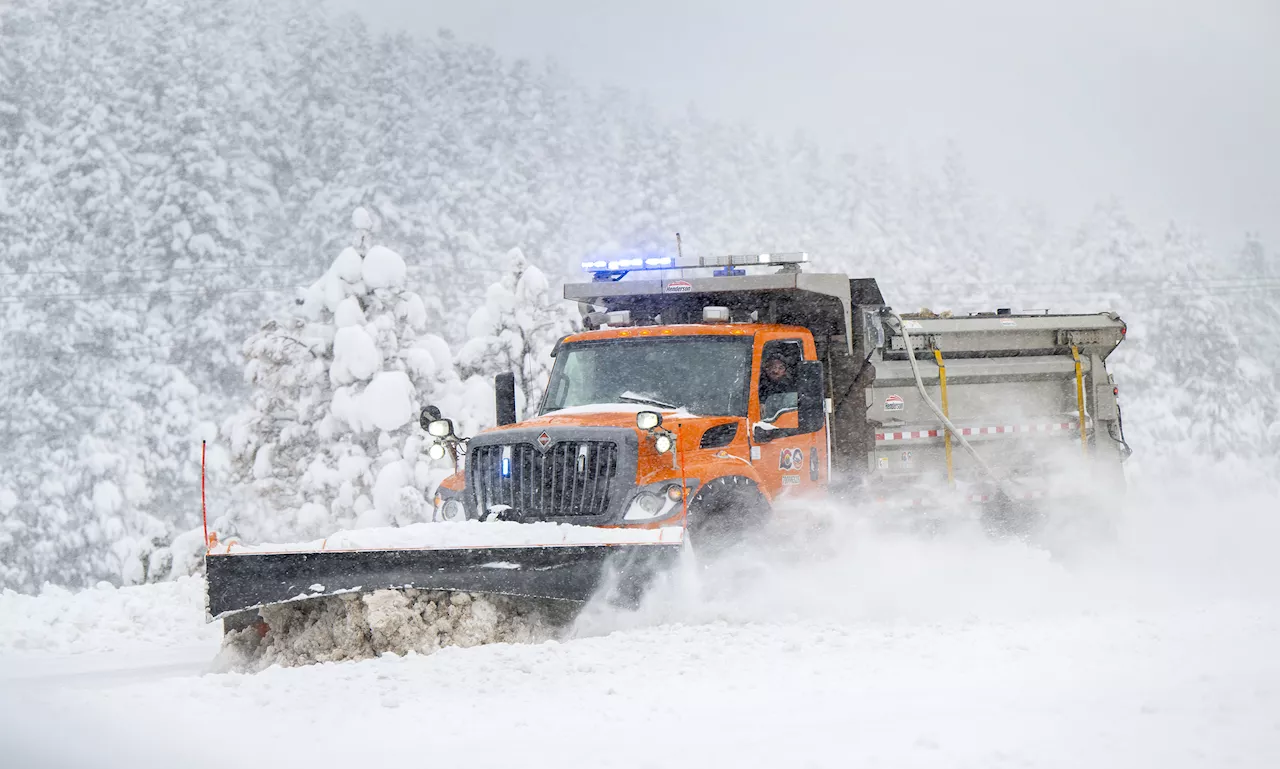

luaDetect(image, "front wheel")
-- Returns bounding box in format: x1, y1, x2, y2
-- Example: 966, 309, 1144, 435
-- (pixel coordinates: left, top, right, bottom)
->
685, 476, 769, 555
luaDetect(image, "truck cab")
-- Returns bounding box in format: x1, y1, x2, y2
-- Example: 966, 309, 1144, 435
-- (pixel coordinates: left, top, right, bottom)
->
432, 320, 828, 531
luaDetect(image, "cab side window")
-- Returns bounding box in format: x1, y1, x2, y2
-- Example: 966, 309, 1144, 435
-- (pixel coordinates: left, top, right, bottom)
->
758, 339, 804, 423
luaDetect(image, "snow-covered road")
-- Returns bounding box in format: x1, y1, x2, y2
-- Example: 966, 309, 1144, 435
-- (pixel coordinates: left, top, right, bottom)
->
3, 472, 1279, 768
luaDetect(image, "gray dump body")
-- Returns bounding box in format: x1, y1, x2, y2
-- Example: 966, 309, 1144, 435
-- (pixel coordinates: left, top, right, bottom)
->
849, 310, 1129, 501
567, 263, 1131, 504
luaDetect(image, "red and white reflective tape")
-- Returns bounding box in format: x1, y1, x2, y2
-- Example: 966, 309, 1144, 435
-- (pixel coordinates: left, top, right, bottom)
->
876, 428, 942, 441
876, 421, 1085, 443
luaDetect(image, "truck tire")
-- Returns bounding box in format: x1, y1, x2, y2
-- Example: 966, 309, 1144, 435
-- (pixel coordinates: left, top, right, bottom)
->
979, 491, 1043, 538
685, 476, 768, 554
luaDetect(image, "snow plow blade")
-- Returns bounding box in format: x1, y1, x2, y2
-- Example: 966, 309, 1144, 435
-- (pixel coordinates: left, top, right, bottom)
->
205, 542, 681, 620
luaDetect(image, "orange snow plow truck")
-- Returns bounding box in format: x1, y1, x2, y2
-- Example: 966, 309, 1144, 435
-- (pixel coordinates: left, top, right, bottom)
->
206, 252, 1131, 622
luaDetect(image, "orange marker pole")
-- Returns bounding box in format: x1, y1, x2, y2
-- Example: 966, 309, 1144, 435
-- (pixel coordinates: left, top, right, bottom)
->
201, 440, 209, 550
677, 422, 690, 537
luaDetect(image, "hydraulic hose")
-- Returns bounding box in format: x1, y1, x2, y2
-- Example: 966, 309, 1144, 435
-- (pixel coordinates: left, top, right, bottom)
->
887, 311, 1001, 484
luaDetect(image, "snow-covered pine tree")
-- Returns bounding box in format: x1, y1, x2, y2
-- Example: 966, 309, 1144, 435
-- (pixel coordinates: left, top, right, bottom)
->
456, 248, 577, 417
223, 208, 457, 543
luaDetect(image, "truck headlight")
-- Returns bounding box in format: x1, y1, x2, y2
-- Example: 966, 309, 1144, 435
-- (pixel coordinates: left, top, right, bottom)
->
654, 434, 673, 454
623, 486, 683, 521
427, 442, 447, 460
624, 492, 665, 521
441, 499, 466, 522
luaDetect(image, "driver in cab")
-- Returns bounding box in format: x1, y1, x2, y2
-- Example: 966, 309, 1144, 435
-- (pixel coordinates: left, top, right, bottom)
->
759, 352, 797, 422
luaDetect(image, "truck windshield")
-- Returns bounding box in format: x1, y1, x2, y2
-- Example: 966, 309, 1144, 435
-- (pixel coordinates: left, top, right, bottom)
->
541, 337, 752, 417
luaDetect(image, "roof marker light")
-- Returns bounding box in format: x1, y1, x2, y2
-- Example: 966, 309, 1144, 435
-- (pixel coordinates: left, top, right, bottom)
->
702, 306, 730, 323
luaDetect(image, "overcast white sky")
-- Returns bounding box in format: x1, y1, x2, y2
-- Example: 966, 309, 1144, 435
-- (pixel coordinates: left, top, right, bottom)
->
327, 0, 1278, 250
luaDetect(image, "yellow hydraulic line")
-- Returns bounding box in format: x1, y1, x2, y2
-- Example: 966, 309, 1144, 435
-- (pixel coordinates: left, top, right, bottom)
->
1071, 345, 1088, 457
932, 349, 954, 485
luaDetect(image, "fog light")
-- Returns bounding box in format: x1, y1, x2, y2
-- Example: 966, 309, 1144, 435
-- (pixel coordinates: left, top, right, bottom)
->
654, 434, 673, 454
427, 442, 447, 460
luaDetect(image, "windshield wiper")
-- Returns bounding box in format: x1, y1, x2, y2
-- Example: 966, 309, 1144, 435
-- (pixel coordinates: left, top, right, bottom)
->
619, 391, 678, 410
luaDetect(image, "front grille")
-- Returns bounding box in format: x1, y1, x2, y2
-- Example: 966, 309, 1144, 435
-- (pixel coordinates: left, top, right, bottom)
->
470, 441, 619, 518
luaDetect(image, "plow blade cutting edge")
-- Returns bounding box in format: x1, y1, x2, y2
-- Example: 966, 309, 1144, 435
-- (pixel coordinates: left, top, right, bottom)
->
205, 542, 683, 620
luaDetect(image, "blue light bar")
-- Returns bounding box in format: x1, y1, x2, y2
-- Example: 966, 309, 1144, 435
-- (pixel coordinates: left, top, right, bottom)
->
581, 257, 662, 271
582, 252, 807, 274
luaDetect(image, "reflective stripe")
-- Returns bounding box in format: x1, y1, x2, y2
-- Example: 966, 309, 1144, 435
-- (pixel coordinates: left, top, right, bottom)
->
875, 421, 1086, 443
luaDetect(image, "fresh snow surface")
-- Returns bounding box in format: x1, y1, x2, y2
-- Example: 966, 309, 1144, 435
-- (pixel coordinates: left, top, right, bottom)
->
218, 520, 685, 554
3, 472, 1279, 768
0, 576, 217, 657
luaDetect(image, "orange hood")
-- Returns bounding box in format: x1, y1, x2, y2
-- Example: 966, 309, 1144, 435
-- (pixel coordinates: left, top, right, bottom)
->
481, 404, 735, 434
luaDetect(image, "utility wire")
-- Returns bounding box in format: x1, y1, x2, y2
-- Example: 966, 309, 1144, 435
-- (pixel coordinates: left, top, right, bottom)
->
0, 263, 300, 278
0, 286, 292, 302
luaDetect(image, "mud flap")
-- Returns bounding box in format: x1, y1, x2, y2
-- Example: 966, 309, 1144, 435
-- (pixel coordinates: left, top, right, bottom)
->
205, 543, 682, 620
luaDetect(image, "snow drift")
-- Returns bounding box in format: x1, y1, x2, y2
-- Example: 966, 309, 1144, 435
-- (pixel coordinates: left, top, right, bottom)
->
218, 589, 573, 671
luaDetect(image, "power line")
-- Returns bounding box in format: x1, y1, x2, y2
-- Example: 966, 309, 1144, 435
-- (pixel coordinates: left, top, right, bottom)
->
0, 261, 504, 279
0, 263, 300, 278
0, 286, 292, 302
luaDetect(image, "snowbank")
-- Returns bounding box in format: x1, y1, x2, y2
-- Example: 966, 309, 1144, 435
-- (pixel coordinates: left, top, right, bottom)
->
219, 520, 684, 554
218, 589, 572, 671
0, 576, 218, 657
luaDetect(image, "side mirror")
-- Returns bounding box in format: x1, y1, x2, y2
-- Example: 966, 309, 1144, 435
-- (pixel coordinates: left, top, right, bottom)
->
862, 308, 887, 350
419, 405, 442, 431
796, 360, 825, 434
494, 372, 517, 426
